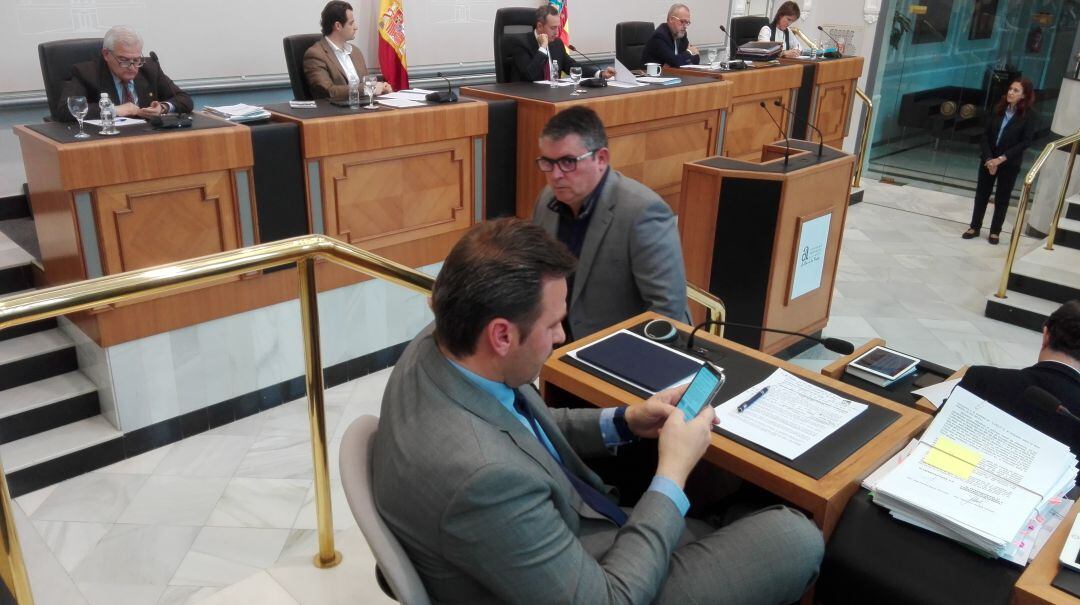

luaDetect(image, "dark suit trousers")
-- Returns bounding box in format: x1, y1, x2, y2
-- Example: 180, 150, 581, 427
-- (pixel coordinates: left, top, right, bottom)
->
970, 162, 1020, 234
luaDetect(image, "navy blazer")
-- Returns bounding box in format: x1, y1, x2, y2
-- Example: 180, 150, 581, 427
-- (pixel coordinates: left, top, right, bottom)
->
56, 55, 192, 122
505, 34, 594, 82
979, 108, 1037, 169
640, 23, 700, 67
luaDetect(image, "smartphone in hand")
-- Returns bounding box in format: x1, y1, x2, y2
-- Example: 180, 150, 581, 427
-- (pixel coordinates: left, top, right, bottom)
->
675, 363, 726, 421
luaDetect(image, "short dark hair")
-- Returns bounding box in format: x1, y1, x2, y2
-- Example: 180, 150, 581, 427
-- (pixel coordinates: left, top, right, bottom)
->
433, 219, 576, 357
773, 1, 802, 24
535, 5, 559, 27
540, 106, 608, 152
321, 1, 353, 36
1046, 300, 1080, 360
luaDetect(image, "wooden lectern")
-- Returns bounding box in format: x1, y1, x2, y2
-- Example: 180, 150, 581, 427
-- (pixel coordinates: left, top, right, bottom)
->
677, 139, 855, 355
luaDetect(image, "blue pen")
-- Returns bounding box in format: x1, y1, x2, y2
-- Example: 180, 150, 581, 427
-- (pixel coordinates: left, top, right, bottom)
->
737, 386, 769, 413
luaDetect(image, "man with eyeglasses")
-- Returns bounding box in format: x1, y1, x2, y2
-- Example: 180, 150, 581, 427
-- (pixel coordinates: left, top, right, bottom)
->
506, 5, 616, 83
57, 25, 192, 122
532, 106, 689, 342
641, 3, 701, 68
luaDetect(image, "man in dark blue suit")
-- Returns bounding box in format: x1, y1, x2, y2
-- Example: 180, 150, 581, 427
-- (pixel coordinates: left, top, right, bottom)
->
506, 5, 615, 82
641, 3, 701, 67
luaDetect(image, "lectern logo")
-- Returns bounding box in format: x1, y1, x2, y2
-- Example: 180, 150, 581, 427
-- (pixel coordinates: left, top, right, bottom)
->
800, 243, 824, 267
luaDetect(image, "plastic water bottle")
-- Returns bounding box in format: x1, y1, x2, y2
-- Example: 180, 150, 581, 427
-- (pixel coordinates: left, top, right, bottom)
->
348, 76, 360, 109
98, 93, 118, 135
549, 59, 559, 88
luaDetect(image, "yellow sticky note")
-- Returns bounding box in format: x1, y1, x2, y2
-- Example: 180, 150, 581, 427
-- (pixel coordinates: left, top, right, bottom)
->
923, 436, 983, 480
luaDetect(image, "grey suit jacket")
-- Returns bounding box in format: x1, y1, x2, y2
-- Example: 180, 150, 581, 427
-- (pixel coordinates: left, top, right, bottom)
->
533, 170, 689, 340
303, 38, 370, 101
372, 325, 686, 604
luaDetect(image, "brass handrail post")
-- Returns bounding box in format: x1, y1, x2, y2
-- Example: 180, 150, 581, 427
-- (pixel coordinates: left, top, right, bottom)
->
1045, 140, 1080, 251
853, 88, 873, 189
0, 459, 33, 605
297, 257, 342, 569
686, 283, 726, 338
995, 182, 1035, 298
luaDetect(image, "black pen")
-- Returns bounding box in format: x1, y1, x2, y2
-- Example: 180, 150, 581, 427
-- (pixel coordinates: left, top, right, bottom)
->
737, 386, 769, 413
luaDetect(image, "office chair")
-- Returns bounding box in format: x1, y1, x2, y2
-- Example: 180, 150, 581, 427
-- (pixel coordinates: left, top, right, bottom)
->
282, 34, 322, 101
729, 16, 770, 59
615, 21, 654, 71
340, 416, 432, 605
493, 7, 539, 83
38, 38, 104, 122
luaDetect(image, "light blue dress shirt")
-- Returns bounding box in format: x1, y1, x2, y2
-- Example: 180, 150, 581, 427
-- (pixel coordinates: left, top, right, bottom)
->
996, 107, 1015, 147
448, 359, 689, 516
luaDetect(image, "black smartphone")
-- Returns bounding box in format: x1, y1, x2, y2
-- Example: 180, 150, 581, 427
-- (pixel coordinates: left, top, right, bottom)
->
675, 363, 726, 421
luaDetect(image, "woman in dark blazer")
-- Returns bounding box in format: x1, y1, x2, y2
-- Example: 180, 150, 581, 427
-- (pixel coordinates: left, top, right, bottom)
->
963, 78, 1037, 244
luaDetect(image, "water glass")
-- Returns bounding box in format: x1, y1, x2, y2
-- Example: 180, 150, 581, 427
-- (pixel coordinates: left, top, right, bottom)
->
569, 66, 583, 95
67, 96, 90, 139
549, 60, 559, 88
363, 75, 378, 109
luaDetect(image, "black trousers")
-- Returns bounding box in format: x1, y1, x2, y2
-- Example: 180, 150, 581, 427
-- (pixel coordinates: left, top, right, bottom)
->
970, 162, 1020, 234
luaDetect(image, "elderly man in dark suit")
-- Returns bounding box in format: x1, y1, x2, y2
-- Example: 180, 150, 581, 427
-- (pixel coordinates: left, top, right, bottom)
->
304, 1, 392, 101
641, 3, 701, 67
505, 5, 615, 82
531, 106, 689, 342
373, 218, 824, 604
56, 25, 192, 122
961, 300, 1080, 451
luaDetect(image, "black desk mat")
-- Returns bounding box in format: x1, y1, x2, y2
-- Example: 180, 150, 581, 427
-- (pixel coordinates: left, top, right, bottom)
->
1053, 565, 1080, 598
464, 75, 719, 103
26, 113, 234, 144
265, 96, 476, 120
560, 321, 900, 480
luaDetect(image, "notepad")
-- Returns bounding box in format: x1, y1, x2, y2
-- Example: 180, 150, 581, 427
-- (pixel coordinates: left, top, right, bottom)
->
573, 330, 701, 393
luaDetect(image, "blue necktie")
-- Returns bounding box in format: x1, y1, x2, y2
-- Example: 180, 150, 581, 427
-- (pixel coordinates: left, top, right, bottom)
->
512, 390, 628, 526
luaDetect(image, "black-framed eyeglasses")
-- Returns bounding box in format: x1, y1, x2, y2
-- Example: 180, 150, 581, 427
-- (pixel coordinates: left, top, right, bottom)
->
108, 53, 147, 68
535, 149, 598, 173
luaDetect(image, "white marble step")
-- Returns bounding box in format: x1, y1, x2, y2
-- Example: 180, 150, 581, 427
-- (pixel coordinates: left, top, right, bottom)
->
0, 371, 96, 420
1058, 217, 1080, 234
0, 416, 120, 473
1011, 245, 1080, 291
0, 230, 34, 272
987, 289, 1062, 317
0, 328, 72, 366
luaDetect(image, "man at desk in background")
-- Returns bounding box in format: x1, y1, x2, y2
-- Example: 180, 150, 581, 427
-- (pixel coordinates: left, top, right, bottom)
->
373, 218, 824, 604
57, 25, 192, 122
506, 5, 616, 82
531, 107, 689, 341
304, 1, 392, 101
640, 4, 701, 68
960, 299, 1080, 450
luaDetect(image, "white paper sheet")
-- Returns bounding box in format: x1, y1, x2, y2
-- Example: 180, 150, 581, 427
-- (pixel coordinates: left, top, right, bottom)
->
606, 80, 647, 88
713, 368, 867, 459
85, 117, 145, 127
377, 98, 426, 108
636, 76, 680, 84
382, 90, 432, 101
911, 377, 962, 409
534, 80, 573, 87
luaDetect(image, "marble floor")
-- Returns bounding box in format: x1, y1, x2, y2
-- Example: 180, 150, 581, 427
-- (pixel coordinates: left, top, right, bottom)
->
8, 180, 1050, 605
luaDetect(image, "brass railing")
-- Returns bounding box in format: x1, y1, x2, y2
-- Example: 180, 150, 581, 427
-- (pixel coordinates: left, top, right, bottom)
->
0, 234, 726, 603
995, 128, 1080, 298
852, 88, 874, 189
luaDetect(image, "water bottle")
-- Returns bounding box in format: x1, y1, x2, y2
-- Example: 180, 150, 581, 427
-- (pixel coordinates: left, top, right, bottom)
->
348, 76, 360, 109
98, 93, 118, 135
549, 59, 559, 88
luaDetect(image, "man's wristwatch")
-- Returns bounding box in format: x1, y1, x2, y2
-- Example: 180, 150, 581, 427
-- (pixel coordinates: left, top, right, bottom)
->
613, 406, 637, 443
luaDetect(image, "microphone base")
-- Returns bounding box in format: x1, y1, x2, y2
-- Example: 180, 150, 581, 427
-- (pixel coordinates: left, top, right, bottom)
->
425, 91, 459, 103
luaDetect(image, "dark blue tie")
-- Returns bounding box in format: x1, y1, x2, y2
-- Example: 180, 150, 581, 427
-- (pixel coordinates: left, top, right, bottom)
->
513, 390, 628, 526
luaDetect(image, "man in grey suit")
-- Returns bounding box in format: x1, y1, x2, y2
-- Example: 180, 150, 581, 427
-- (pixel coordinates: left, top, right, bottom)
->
532, 107, 689, 341
372, 219, 823, 604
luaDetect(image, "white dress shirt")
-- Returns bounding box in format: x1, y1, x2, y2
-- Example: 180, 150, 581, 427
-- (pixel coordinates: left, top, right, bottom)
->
757, 24, 802, 51
326, 37, 361, 83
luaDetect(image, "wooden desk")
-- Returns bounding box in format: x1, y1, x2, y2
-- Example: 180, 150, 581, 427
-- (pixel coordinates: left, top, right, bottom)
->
1014, 501, 1080, 605
664, 64, 804, 161
461, 78, 731, 218
779, 56, 864, 151
539, 311, 931, 538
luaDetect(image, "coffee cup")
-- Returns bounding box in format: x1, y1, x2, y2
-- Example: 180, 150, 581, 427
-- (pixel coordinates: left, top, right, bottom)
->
645, 62, 661, 76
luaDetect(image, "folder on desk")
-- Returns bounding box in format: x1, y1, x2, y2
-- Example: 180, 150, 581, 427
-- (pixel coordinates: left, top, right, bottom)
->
574, 330, 701, 393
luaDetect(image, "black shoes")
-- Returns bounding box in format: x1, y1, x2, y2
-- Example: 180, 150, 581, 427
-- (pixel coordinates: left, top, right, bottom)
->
988, 233, 1000, 245
962, 228, 979, 239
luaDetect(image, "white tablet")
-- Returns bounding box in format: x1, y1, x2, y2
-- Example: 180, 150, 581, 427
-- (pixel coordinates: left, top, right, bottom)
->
1059, 511, 1080, 572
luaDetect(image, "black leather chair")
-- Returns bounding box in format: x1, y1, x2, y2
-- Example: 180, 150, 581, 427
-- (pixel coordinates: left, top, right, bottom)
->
615, 21, 654, 71
38, 38, 103, 121
493, 7, 537, 84
729, 16, 770, 59
283, 34, 322, 101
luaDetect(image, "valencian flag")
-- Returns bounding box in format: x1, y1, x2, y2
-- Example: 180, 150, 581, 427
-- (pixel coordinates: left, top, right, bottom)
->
378, 0, 409, 90
550, 0, 569, 45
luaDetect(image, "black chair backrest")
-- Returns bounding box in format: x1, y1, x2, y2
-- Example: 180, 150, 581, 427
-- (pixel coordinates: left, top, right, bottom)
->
494, 7, 538, 83
38, 38, 103, 121
615, 21, 654, 71
283, 34, 323, 101
730, 16, 770, 59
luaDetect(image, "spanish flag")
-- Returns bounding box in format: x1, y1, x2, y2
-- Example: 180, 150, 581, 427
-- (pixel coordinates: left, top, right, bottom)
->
550, 0, 569, 45
378, 0, 409, 90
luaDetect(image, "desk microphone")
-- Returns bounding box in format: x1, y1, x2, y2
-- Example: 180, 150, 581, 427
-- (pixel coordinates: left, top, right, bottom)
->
760, 101, 790, 165
816, 26, 844, 58
718, 25, 731, 59
686, 319, 855, 356
567, 45, 608, 86
1024, 386, 1080, 425
773, 99, 824, 157
426, 72, 458, 103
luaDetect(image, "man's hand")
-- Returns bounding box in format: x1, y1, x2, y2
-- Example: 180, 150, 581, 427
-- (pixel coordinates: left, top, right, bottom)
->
538, 33, 549, 49
114, 102, 139, 117
783, 49, 801, 58
687, 44, 699, 56
378, 82, 393, 95
135, 101, 167, 119
655, 401, 716, 488
625, 384, 686, 438
600, 66, 617, 79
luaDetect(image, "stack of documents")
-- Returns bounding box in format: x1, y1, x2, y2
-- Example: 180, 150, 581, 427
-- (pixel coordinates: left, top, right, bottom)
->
865, 387, 1078, 565
378, 89, 435, 108
204, 104, 270, 122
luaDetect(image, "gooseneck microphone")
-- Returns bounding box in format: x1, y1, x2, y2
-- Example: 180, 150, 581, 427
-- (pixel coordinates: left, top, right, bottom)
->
1025, 386, 1080, 424
816, 26, 843, 58
426, 72, 458, 103
760, 101, 790, 165
686, 319, 855, 356
567, 44, 609, 85
773, 99, 824, 157
718, 25, 731, 58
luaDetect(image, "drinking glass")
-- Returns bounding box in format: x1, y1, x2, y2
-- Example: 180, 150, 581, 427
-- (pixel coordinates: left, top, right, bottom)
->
363, 75, 378, 110
569, 66, 583, 95
67, 96, 90, 139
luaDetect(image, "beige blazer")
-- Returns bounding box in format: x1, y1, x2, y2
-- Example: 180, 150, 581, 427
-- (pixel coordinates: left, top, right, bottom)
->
302, 38, 370, 101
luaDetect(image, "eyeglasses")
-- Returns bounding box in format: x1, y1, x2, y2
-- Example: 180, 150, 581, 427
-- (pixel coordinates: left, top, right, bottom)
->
535, 149, 597, 173
108, 53, 146, 68
674, 17, 692, 26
